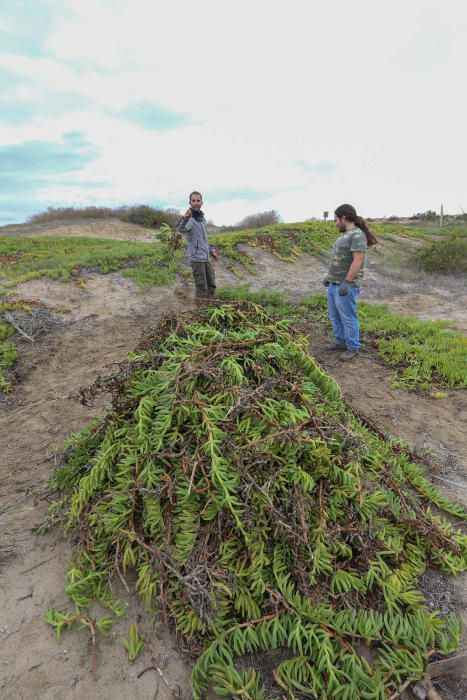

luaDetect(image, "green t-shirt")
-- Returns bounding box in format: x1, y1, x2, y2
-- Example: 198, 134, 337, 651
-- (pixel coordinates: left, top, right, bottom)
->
327, 227, 368, 287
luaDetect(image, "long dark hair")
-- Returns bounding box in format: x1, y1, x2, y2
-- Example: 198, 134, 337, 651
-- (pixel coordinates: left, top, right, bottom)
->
334, 204, 378, 246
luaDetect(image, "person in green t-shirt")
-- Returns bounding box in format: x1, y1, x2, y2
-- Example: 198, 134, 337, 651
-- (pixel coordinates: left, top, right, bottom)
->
323, 204, 378, 361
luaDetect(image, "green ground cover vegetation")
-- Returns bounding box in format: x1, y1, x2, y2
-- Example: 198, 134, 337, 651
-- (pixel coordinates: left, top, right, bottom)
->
0, 235, 183, 291
304, 294, 467, 390
0, 301, 25, 391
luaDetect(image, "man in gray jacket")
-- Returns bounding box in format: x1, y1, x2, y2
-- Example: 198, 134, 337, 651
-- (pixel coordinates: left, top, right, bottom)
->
176, 191, 218, 301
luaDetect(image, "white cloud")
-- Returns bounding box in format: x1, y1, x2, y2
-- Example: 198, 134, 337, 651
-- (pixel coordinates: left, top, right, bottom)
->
1, 0, 466, 223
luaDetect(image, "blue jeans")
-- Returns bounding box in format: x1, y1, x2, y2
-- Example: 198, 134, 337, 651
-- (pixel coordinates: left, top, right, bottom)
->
326, 283, 361, 351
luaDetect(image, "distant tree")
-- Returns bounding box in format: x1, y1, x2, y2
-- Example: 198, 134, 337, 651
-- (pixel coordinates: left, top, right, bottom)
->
411, 210, 438, 221
234, 210, 281, 230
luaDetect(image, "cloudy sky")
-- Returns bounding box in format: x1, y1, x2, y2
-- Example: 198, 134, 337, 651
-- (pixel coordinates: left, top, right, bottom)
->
0, 0, 465, 226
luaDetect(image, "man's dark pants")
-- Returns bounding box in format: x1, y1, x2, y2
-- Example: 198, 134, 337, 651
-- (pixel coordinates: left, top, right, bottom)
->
190, 261, 216, 299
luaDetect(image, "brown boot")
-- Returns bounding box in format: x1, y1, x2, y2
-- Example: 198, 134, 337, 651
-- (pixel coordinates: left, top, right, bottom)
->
340, 350, 359, 362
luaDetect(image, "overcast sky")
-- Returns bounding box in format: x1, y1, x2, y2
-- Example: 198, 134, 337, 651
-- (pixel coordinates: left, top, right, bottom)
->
1, 0, 466, 226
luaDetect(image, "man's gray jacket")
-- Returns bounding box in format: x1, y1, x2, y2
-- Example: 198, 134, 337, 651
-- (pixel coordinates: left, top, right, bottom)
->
176, 213, 211, 262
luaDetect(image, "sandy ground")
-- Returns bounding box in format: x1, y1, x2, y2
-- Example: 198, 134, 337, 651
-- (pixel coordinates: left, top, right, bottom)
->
1, 220, 466, 699
0, 218, 156, 243
365, 238, 467, 333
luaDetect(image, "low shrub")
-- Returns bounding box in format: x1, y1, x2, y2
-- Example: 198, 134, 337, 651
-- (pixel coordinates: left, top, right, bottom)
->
28, 206, 123, 223
119, 205, 180, 229
415, 233, 467, 274
27, 205, 181, 230
220, 210, 282, 231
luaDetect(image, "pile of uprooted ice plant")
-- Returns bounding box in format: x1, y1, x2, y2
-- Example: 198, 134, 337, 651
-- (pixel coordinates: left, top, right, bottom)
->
44, 302, 467, 699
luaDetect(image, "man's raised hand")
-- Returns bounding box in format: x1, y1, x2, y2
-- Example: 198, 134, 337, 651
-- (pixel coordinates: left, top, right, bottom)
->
184, 208, 192, 219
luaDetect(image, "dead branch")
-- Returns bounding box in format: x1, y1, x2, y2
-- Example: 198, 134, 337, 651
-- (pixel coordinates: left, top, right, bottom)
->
4, 311, 34, 342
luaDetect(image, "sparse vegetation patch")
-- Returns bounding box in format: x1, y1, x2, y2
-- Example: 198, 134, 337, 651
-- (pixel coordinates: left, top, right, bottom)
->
0, 300, 28, 390
303, 294, 467, 390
